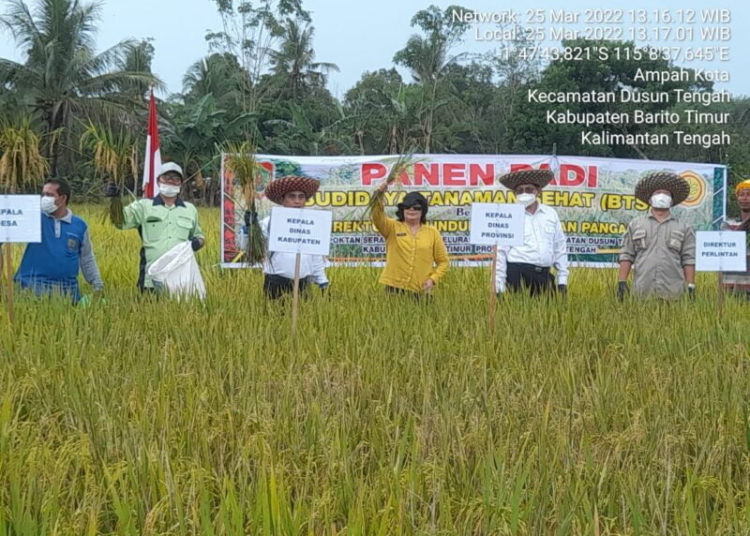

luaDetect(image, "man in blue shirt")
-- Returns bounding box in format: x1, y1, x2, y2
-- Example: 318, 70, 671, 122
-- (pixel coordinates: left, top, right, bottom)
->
14, 178, 103, 303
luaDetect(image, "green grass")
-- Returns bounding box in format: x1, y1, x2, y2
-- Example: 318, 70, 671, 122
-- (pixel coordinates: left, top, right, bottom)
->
1, 205, 749, 535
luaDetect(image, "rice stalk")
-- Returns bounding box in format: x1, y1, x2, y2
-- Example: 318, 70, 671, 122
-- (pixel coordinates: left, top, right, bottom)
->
80, 120, 136, 227
365, 150, 417, 216
224, 141, 267, 265
0, 118, 48, 192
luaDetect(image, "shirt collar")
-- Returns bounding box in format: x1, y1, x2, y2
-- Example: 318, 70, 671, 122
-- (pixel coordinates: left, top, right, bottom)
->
152, 195, 186, 207
44, 208, 73, 223
526, 203, 549, 216
648, 210, 674, 222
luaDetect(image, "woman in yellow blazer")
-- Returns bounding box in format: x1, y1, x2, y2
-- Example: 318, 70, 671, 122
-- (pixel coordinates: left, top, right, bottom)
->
372, 181, 450, 297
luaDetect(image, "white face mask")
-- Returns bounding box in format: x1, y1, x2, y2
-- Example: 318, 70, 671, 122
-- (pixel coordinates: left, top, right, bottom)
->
159, 184, 181, 198
650, 193, 673, 209
516, 193, 537, 208
41, 196, 58, 214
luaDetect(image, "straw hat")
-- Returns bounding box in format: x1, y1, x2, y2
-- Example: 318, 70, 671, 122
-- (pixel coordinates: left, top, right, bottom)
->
634, 171, 690, 206
264, 176, 319, 205
498, 169, 554, 190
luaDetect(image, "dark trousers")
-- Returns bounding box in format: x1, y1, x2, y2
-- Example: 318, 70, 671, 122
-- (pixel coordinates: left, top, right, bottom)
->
138, 246, 147, 292
263, 273, 308, 300
137, 227, 147, 292
506, 262, 556, 296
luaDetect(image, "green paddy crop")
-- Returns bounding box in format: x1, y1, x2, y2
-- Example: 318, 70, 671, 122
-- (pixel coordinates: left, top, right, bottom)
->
1, 206, 749, 535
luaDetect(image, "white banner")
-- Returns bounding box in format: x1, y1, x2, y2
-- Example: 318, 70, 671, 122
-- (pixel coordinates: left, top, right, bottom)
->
469, 203, 525, 246
0, 195, 42, 243
696, 231, 747, 272
268, 207, 332, 256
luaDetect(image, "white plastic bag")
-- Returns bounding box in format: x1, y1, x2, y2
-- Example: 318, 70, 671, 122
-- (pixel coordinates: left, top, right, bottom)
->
147, 241, 206, 300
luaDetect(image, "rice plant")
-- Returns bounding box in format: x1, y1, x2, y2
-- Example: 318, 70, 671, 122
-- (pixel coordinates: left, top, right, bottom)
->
365, 150, 417, 215
1, 205, 749, 536
79, 121, 138, 226
224, 141, 267, 265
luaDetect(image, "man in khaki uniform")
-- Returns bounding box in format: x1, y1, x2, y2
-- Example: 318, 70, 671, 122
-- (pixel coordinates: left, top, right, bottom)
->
618, 171, 696, 300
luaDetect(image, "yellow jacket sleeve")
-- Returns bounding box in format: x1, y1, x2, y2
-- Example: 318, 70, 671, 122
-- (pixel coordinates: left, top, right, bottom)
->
428, 230, 450, 283
371, 198, 395, 239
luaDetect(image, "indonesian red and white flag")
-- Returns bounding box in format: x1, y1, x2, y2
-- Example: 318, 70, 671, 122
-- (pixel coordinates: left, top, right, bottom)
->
142, 89, 162, 198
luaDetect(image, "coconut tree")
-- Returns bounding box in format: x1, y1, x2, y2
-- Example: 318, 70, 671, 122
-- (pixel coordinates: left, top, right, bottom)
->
267, 19, 338, 100
183, 53, 248, 110
0, 0, 161, 176
393, 5, 471, 153
117, 39, 158, 101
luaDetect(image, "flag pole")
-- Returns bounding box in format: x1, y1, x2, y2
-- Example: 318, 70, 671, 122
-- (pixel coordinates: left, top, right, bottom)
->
142, 86, 162, 199
489, 245, 497, 332
291, 252, 302, 336
4, 243, 14, 325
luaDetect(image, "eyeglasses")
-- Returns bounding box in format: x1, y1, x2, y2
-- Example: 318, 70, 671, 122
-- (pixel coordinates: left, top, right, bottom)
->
404, 204, 424, 211
159, 175, 182, 185
515, 186, 538, 194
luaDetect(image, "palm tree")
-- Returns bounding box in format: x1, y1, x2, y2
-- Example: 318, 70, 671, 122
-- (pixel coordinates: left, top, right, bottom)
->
393, 5, 470, 153
117, 39, 158, 100
267, 19, 338, 99
0, 0, 161, 176
182, 53, 247, 109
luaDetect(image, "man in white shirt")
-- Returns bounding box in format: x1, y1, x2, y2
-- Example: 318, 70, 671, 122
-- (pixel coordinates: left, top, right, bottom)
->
259, 175, 329, 299
495, 169, 569, 297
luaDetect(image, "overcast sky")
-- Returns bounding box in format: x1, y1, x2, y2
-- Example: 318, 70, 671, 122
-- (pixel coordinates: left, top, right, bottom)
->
0, 0, 746, 98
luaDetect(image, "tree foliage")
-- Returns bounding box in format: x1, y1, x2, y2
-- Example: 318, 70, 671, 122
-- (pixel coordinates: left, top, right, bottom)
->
0, 0, 160, 176
0, 0, 747, 207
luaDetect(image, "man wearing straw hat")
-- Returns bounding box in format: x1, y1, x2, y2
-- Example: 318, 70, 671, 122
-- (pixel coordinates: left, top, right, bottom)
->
260, 175, 329, 300
618, 171, 696, 300
719, 179, 750, 299
495, 169, 569, 297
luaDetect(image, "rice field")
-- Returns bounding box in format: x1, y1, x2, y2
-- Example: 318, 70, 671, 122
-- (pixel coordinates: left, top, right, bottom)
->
1, 205, 750, 535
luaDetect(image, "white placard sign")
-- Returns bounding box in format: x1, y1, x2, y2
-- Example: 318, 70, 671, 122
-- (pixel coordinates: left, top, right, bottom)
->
268, 207, 332, 256
469, 203, 525, 246
0, 195, 42, 243
696, 231, 747, 272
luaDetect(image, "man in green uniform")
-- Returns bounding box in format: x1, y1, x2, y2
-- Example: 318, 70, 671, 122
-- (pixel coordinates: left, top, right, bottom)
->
107, 162, 204, 291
